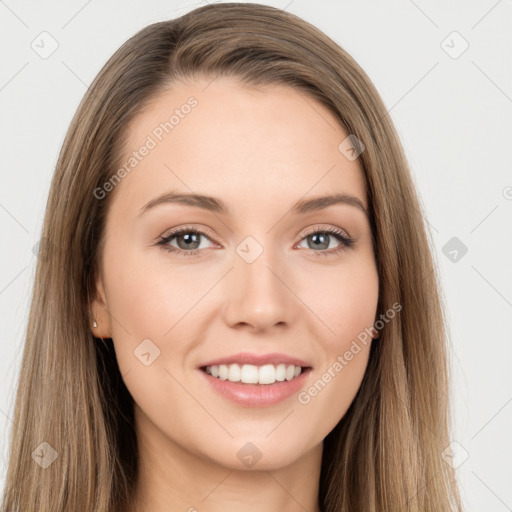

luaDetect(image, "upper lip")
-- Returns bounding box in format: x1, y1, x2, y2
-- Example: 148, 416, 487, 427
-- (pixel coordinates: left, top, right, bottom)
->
198, 352, 312, 369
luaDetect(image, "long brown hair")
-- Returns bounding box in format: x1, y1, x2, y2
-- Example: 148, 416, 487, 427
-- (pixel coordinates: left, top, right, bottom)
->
1, 3, 464, 511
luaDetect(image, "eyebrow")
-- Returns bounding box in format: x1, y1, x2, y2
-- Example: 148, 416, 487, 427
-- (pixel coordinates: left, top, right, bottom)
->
138, 191, 369, 218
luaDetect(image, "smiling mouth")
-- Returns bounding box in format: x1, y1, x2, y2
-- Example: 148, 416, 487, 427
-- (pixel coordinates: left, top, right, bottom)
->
200, 363, 311, 385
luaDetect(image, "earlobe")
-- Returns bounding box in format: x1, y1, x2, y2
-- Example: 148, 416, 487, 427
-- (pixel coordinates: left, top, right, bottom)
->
89, 276, 112, 339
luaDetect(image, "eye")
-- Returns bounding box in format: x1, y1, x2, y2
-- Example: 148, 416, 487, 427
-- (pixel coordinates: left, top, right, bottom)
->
157, 226, 216, 257
297, 226, 355, 256
157, 225, 355, 257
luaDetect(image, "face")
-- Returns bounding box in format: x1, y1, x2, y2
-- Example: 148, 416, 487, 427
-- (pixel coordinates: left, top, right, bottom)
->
91, 76, 379, 472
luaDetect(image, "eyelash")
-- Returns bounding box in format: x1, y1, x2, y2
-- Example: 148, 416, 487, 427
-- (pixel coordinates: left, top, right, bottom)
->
157, 225, 355, 258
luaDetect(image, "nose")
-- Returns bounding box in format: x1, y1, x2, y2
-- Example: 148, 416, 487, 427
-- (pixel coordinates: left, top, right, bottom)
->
222, 244, 297, 333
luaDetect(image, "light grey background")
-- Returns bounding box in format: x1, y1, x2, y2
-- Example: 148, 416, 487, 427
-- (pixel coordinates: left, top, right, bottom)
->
1, 1, 511, 510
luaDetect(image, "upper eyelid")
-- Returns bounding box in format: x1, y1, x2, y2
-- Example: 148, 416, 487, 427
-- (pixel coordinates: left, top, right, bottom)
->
161, 224, 351, 241
160, 225, 217, 243
302, 225, 351, 238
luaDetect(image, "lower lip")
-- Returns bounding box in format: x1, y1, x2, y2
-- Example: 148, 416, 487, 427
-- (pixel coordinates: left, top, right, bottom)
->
199, 368, 312, 407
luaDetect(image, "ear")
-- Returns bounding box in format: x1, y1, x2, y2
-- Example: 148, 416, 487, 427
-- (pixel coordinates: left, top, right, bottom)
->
89, 270, 113, 339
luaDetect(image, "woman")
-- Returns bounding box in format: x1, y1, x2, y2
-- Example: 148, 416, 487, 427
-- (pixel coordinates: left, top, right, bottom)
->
1, 3, 464, 511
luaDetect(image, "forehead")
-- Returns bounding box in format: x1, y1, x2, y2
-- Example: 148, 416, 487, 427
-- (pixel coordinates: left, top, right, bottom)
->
111, 77, 367, 218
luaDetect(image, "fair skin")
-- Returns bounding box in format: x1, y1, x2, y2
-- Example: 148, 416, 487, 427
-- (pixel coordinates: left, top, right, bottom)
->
91, 76, 379, 512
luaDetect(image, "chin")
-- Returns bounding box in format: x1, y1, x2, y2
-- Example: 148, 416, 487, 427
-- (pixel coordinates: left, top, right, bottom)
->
198, 435, 314, 472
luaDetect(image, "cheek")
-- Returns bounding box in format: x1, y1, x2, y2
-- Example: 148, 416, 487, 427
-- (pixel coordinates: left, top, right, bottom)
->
293, 258, 378, 419
296, 269, 377, 428
103, 246, 217, 394
104, 245, 206, 340
298, 257, 379, 346
103, 254, 196, 427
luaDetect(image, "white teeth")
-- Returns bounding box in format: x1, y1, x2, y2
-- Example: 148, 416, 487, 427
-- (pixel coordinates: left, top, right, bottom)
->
228, 364, 241, 382
218, 364, 228, 380
204, 363, 304, 384
258, 364, 276, 384
240, 364, 259, 383
275, 363, 286, 381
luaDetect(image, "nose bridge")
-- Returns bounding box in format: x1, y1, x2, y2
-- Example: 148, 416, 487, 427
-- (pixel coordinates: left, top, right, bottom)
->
224, 234, 294, 328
